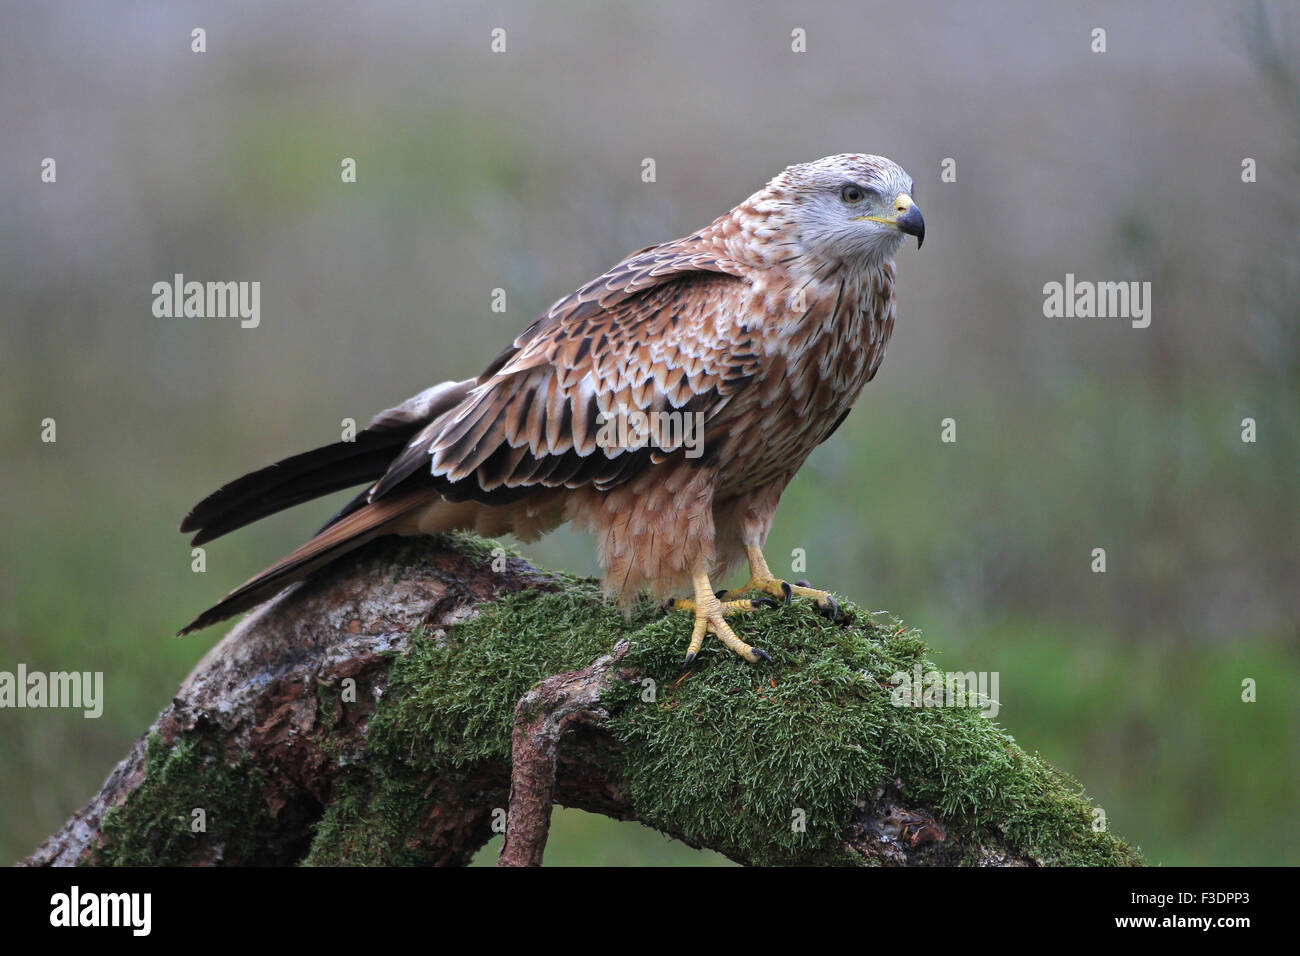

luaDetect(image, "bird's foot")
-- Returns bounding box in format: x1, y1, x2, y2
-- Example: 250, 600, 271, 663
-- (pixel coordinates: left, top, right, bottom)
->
719, 576, 839, 620
670, 592, 775, 667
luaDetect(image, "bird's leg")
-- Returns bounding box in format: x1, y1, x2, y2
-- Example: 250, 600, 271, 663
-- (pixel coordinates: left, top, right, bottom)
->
720, 544, 839, 619
671, 568, 774, 666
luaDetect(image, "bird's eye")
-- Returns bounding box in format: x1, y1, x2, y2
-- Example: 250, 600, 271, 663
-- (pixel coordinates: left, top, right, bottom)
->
840, 184, 865, 204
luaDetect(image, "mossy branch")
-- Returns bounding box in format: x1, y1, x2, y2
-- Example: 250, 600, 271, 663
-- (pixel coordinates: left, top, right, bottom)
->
23, 535, 1141, 867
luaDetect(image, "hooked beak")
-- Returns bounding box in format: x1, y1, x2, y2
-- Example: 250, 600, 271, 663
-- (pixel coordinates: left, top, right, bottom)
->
893, 194, 925, 249
854, 193, 925, 249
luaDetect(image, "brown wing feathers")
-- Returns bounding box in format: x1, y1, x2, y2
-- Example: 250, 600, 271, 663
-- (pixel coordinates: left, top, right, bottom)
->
370, 281, 749, 504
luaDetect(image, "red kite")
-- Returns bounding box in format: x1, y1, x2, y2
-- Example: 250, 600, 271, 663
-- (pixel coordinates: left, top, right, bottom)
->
179, 154, 924, 664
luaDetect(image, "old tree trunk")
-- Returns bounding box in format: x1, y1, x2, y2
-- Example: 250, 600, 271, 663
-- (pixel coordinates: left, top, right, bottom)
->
24, 535, 1141, 867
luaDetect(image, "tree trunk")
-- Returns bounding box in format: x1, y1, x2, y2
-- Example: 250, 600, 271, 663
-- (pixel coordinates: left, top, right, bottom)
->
23, 534, 1142, 867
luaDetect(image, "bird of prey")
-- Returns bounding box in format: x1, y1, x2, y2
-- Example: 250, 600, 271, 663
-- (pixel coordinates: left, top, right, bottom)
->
179, 153, 924, 665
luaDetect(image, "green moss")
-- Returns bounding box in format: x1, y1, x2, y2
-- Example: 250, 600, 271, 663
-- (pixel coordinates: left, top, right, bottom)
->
337, 573, 1141, 866
94, 733, 280, 866
368, 577, 649, 770
426, 530, 521, 568
380, 530, 517, 588
305, 576, 635, 865
302, 768, 440, 867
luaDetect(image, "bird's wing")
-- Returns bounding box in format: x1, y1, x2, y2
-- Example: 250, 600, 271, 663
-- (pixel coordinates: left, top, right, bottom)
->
176, 236, 761, 635
369, 236, 764, 502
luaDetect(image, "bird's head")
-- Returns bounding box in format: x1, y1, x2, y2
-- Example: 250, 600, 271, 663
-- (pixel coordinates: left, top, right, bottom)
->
756, 154, 924, 267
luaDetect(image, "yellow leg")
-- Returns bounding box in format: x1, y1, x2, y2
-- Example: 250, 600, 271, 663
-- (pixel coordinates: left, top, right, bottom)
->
670, 569, 774, 666
719, 544, 840, 619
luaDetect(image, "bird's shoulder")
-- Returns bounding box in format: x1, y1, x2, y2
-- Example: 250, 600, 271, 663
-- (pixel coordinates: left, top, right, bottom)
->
479, 225, 761, 379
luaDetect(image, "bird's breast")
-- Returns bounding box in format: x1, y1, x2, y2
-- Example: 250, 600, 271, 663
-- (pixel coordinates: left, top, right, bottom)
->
714, 264, 897, 494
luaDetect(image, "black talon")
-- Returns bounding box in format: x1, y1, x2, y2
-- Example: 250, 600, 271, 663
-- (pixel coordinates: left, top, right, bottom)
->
794, 579, 811, 588
817, 595, 840, 621
780, 581, 793, 605
751, 597, 779, 609
752, 647, 772, 663
715, 589, 729, 599
683, 651, 697, 668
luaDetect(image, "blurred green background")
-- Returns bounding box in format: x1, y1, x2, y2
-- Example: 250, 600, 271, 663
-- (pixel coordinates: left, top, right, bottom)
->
2, 1, 1296, 866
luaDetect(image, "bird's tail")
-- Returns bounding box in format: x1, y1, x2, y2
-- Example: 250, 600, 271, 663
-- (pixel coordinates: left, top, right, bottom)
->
175, 426, 427, 635
179, 429, 424, 547
176, 490, 435, 635
176, 380, 476, 634
178, 380, 474, 547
